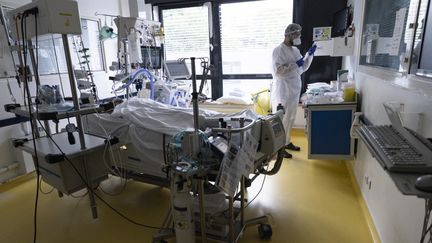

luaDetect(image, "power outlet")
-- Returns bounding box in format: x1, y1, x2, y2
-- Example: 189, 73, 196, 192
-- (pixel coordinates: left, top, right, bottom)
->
364, 176, 372, 190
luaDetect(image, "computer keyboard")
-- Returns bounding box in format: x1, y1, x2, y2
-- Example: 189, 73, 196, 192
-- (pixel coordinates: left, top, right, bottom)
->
358, 125, 432, 173
365, 126, 424, 165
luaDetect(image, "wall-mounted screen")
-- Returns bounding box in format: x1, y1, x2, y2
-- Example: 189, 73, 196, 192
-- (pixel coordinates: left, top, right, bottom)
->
332, 7, 349, 37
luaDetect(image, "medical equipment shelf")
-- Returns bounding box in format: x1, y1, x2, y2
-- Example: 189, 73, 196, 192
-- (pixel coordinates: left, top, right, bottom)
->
6, 0, 113, 220
304, 100, 358, 160
17, 132, 111, 193
116, 167, 170, 188
5, 102, 109, 121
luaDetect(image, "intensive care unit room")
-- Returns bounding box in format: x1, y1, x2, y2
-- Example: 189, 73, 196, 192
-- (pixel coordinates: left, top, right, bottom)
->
1, 0, 432, 242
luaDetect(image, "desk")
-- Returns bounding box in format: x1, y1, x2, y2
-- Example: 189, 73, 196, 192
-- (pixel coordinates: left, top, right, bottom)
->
357, 125, 432, 242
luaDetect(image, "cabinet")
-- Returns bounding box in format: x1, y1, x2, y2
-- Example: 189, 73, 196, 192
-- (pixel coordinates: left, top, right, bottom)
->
305, 102, 357, 160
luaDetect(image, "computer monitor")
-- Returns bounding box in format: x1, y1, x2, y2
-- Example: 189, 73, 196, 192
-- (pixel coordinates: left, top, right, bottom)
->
140, 46, 162, 69
164, 60, 190, 80
383, 103, 405, 133
332, 7, 350, 37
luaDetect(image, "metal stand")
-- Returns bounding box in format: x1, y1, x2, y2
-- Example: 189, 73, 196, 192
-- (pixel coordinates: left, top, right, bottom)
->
62, 34, 99, 219
62, 34, 86, 150
154, 57, 274, 242
153, 208, 175, 242
26, 35, 98, 219
122, 39, 131, 99
198, 179, 207, 243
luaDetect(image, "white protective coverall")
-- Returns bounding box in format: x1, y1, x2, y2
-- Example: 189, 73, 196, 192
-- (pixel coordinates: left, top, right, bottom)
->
271, 44, 313, 145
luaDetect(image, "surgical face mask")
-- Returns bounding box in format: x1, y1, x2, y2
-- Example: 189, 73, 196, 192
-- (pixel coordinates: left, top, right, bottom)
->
293, 37, 301, 46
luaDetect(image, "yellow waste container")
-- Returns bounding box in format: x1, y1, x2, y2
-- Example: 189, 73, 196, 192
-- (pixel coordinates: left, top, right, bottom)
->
252, 89, 271, 115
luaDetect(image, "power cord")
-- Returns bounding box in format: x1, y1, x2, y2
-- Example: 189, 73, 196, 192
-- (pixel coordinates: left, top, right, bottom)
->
245, 165, 268, 208
38, 177, 54, 195
420, 199, 432, 243
19, 10, 41, 243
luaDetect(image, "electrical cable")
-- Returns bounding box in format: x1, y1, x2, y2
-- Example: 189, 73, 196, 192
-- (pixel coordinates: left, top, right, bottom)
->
38, 176, 54, 195
421, 199, 432, 243
5, 77, 17, 103
33, 12, 42, 243
20, 11, 41, 243
245, 165, 269, 209
70, 189, 89, 198
91, 108, 128, 192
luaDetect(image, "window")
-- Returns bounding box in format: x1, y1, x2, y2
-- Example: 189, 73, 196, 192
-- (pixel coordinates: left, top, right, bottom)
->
220, 0, 293, 95
162, 6, 210, 66
359, 0, 420, 73
221, 0, 293, 75
159, 0, 294, 99
223, 79, 271, 97
0, 5, 15, 78
411, 0, 432, 77
162, 6, 211, 97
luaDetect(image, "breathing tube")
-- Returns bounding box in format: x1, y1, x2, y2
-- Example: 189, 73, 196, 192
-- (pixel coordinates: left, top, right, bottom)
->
121, 68, 155, 99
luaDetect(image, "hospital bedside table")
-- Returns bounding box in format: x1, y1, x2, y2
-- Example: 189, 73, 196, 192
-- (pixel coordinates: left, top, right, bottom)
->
304, 101, 357, 160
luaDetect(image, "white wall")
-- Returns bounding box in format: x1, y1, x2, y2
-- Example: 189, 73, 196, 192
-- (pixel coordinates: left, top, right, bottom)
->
0, 0, 126, 182
345, 0, 432, 242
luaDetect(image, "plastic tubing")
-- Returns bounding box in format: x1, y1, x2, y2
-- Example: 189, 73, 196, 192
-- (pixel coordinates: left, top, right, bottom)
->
122, 68, 155, 99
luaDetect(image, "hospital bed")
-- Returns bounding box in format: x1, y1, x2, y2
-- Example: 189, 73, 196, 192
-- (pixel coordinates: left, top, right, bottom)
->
83, 97, 282, 185
82, 97, 286, 242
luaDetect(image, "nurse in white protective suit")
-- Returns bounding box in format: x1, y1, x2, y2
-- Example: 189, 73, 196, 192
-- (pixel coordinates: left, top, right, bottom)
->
271, 23, 317, 158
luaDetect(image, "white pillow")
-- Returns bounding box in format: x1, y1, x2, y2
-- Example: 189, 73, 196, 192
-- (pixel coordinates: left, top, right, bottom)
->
216, 95, 253, 105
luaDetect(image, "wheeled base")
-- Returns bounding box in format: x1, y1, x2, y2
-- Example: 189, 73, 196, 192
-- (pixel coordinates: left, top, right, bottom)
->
152, 209, 273, 243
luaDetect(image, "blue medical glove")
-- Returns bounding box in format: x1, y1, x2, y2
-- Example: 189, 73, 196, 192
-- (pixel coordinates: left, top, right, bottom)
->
296, 58, 304, 67
308, 44, 317, 55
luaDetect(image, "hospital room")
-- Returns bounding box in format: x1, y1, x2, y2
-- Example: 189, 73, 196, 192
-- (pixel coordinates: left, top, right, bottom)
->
1, 0, 432, 242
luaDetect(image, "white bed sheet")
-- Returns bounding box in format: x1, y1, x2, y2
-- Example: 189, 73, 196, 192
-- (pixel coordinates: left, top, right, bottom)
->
84, 97, 258, 177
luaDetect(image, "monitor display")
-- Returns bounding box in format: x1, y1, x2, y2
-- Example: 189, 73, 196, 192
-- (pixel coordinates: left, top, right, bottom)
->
164, 60, 190, 80
140, 46, 162, 69
332, 7, 349, 37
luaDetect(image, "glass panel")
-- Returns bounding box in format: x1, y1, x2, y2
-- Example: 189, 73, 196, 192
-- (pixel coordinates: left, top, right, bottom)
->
359, 0, 419, 72
77, 19, 105, 72
32, 19, 105, 75
223, 79, 270, 97
0, 5, 16, 78
36, 36, 62, 75
411, 0, 432, 77
220, 0, 294, 75
162, 6, 210, 73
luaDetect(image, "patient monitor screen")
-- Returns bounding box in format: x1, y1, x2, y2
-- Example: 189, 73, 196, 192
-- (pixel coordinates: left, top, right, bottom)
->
141, 46, 162, 69
165, 61, 190, 80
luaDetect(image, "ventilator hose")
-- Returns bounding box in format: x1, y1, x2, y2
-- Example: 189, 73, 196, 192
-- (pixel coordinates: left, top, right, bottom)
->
122, 68, 155, 99
259, 148, 285, 175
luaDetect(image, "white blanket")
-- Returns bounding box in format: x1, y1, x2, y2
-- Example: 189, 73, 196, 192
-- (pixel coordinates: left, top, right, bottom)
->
84, 97, 258, 175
